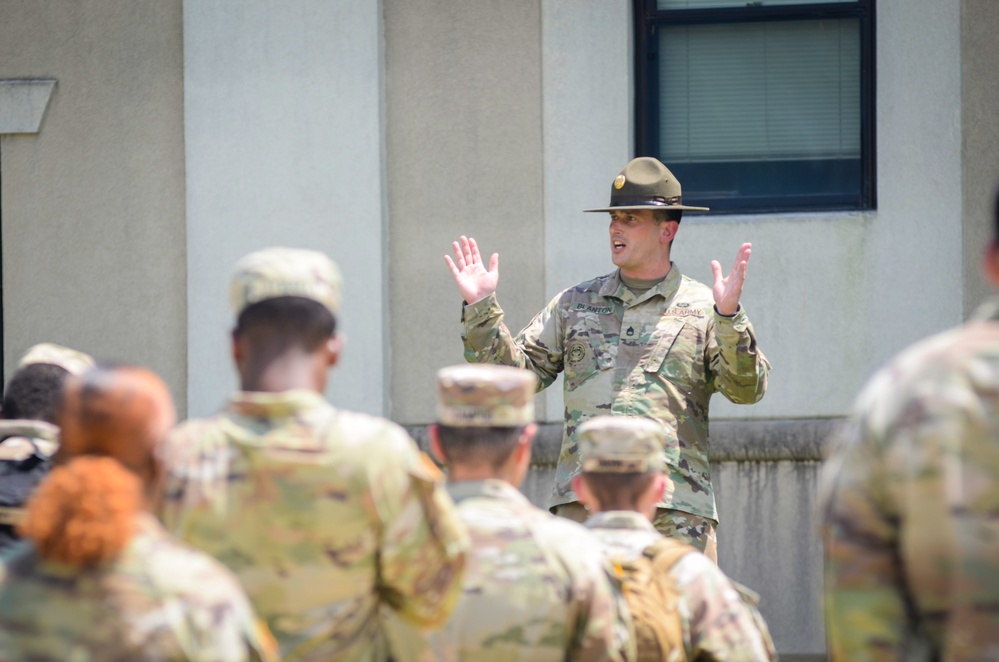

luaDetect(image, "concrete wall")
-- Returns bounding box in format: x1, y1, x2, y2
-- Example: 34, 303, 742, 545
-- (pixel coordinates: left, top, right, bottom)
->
962, 0, 999, 316
182, 0, 388, 418
385, 0, 547, 423
0, 0, 188, 412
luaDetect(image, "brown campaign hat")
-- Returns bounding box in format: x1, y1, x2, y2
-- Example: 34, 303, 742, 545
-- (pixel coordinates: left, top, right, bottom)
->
437, 364, 537, 427
578, 415, 666, 473
584, 157, 709, 213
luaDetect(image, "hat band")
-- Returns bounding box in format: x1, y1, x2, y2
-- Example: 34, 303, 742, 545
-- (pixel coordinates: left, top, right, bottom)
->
609, 195, 683, 207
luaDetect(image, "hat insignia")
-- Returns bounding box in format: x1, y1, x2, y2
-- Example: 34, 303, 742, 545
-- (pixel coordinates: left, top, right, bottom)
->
613, 175, 626, 190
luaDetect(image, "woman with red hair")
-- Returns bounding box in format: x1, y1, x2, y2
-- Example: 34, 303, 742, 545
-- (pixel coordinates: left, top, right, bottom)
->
0, 364, 277, 661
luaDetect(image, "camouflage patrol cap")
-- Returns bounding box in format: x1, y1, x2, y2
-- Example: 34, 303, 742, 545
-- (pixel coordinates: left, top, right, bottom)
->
584, 157, 709, 213
230, 247, 342, 317
437, 364, 537, 427
578, 416, 665, 473
17, 343, 95, 376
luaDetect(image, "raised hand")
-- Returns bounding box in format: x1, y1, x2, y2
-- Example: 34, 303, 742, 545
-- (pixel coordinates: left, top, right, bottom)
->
711, 242, 752, 317
444, 236, 499, 304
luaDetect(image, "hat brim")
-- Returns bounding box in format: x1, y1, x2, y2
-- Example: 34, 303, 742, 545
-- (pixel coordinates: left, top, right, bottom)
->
584, 204, 710, 213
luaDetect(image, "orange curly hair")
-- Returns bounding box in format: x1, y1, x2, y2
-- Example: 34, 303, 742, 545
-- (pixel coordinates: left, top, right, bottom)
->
17, 366, 175, 568
20, 456, 140, 566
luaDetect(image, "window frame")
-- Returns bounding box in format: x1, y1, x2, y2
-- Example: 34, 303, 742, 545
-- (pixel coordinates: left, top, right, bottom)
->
633, 0, 877, 214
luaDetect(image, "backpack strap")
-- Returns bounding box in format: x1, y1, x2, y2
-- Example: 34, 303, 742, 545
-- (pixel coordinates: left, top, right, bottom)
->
639, 538, 697, 662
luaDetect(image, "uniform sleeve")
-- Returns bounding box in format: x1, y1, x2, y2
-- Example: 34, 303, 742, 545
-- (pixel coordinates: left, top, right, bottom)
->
461, 292, 565, 390
369, 429, 469, 629
706, 306, 770, 404
570, 553, 636, 662
819, 408, 916, 660
673, 553, 777, 661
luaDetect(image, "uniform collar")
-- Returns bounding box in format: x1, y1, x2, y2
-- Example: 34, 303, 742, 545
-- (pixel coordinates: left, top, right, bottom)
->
446, 478, 532, 506
585, 510, 659, 533
225, 389, 328, 420
971, 297, 999, 323
599, 262, 682, 306
0, 419, 58, 443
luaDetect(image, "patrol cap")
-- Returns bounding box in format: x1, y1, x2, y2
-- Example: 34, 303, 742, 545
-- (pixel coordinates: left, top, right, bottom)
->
17, 343, 95, 377
578, 415, 665, 473
437, 364, 537, 427
230, 247, 343, 317
584, 157, 709, 213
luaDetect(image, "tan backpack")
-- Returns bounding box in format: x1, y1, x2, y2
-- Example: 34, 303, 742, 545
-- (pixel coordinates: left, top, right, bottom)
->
613, 538, 695, 662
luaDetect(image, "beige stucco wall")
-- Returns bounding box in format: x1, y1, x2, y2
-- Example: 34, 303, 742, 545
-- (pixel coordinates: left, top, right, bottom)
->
385, 0, 547, 424
0, 0, 187, 412
962, 0, 999, 316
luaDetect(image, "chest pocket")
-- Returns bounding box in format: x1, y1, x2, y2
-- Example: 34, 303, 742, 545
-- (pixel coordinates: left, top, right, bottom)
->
640, 317, 696, 388
563, 314, 617, 391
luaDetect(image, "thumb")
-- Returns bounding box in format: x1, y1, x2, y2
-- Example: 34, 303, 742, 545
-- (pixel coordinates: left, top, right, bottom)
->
489, 253, 499, 275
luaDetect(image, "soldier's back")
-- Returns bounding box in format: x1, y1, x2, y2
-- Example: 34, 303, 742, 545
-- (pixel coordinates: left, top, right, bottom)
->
159, 390, 466, 661
421, 479, 628, 662
0, 513, 269, 662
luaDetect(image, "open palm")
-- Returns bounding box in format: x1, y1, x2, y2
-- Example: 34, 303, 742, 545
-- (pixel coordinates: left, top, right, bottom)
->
711, 243, 752, 316
444, 235, 499, 304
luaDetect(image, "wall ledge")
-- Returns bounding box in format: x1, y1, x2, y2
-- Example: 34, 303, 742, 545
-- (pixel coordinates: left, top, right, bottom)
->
404, 417, 843, 465
0, 79, 56, 134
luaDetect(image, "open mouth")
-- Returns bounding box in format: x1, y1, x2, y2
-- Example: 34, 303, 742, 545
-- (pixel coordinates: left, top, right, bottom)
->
612, 240, 626, 252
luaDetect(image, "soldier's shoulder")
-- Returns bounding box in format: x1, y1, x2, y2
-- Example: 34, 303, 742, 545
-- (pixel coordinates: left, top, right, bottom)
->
324, 408, 418, 457
133, 524, 249, 603
560, 272, 616, 299
533, 510, 610, 564
676, 273, 715, 305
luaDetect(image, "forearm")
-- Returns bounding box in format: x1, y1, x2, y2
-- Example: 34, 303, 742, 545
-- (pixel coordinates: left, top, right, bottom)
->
709, 307, 769, 403
461, 293, 561, 389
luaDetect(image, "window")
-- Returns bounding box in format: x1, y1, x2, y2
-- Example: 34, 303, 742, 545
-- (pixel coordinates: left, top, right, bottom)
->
634, 0, 875, 213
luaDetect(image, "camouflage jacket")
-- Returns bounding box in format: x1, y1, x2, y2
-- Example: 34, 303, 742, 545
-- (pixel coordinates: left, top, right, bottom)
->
158, 390, 468, 662
0, 419, 58, 460
587, 511, 777, 661
392, 479, 634, 662
0, 512, 275, 662
820, 299, 999, 661
462, 264, 769, 519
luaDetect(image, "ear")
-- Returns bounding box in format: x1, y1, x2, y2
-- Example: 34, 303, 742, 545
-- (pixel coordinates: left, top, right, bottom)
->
516, 423, 537, 469
325, 334, 344, 368
230, 328, 242, 367
572, 474, 596, 512
984, 241, 999, 287
659, 220, 679, 245
653, 474, 668, 502
428, 424, 447, 465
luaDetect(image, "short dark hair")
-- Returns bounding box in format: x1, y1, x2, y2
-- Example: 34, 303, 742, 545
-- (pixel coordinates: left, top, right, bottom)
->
653, 209, 682, 224
436, 424, 523, 470
2, 363, 71, 423
580, 472, 657, 511
234, 296, 337, 353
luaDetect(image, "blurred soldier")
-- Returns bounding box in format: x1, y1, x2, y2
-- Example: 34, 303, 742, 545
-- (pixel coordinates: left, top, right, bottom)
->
446, 157, 770, 561
574, 415, 777, 661
0, 343, 94, 550
158, 247, 468, 661
0, 364, 275, 661
408, 363, 634, 661
820, 190, 999, 659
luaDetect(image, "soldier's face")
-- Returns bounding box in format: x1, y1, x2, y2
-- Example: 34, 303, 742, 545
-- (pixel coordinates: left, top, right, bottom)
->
608, 210, 672, 278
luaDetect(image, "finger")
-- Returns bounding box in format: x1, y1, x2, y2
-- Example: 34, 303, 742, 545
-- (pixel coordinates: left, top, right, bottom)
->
452, 241, 466, 270
710, 259, 724, 285
732, 243, 752, 272
469, 237, 483, 264
460, 235, 473, 264
444, 255, 460, 277
488, 252, 499, 275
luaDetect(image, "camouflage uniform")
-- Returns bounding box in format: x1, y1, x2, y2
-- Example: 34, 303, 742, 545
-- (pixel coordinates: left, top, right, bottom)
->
588, 511, 777, 662
0, 512, 274, 661
462, 264, 769, 525
392, 364, 633, 661
0, 419, 58, 461
820, 299, 999, 660
415, 479, 634, 661
160, 247, 468, 662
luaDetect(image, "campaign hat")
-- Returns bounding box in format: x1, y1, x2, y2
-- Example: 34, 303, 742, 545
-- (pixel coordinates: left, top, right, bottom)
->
584, 157, 709, 213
